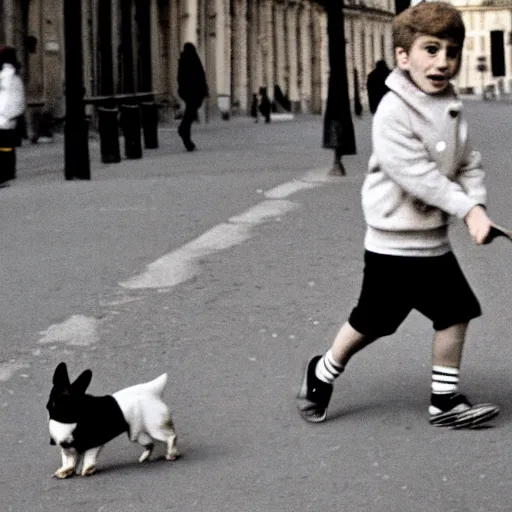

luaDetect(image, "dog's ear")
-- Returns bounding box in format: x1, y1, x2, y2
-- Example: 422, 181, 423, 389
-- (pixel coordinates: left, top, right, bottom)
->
52, 362, 70, 388
71, 369, 92, 394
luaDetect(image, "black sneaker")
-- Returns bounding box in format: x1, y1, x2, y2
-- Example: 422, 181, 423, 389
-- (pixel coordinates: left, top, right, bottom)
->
297, 355, 333, 423
429, 393, 500, 429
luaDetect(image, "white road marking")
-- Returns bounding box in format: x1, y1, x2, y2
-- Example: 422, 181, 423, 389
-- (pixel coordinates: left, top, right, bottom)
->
38, 314, 99, 346
118, 168, 324, 291
0, 362, 30, 382
25, 168, 333, 355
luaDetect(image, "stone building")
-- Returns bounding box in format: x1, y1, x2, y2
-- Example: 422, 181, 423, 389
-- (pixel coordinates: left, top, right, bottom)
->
452, 0, 512, 96
0, 0, 394, 123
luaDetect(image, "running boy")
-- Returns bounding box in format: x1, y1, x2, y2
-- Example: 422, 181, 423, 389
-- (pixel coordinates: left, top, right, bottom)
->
297, 2, 500, 428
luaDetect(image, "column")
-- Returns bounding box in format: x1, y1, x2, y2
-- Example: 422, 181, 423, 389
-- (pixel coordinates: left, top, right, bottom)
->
169, 0, 181, 101
2, 0, 14, 44
150, 0, 163, 95
26, 0, 44, 101
318, 6, 328, 113
111, 0, 121, 93
182, 0, 198, 45
247, 0, 262, 99
259, 0, 274, 99
273, 1, 285, 95
43, 0, 65, 116
232, 0, 248, 112
298, 1, 312, 113
286, 1, 299, 112
205, 0, 218, 119
310, 3, 322, 114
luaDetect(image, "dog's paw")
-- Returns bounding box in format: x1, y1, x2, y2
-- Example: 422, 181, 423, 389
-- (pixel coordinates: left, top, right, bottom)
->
165, 449, 181, 461
139, 449, 152, 463
81, 465, 96, 477
54, 467, 75, 479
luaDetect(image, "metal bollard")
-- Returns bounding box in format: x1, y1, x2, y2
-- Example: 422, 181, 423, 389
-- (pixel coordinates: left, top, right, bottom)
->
120, 104, 142, 159
140, 102, 159, 149
0, 129, 18, 183
97, 107, 121, 163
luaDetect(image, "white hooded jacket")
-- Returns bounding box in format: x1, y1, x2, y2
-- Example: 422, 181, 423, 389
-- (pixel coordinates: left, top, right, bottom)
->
0, 63, 25, 130
362, 68, 485, 256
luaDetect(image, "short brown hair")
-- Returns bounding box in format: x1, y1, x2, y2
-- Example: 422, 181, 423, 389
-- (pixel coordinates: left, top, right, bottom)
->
393, 2, 465, 52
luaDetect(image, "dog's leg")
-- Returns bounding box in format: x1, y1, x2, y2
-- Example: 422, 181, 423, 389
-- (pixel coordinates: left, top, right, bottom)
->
54, 448, 78, 479
165, 430, 180, 461
137, 432, 154, 463
81, 446, 103, 476
156, 419, 180, 461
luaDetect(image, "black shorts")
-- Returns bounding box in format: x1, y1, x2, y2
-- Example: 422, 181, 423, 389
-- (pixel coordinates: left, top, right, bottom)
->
348, 251, 481, 338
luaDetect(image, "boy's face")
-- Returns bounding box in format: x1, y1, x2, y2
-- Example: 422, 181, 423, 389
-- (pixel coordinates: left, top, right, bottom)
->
395, 35, 461, 94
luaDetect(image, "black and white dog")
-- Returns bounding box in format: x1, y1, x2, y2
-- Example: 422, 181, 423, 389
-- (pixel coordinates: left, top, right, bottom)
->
47, 362, 180, 478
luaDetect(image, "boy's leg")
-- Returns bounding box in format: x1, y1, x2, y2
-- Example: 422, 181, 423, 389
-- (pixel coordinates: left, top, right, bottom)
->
432, 322, 466, 368
297, 251, 411, 423
297, 322, 376, 423
429, 322, 499, 428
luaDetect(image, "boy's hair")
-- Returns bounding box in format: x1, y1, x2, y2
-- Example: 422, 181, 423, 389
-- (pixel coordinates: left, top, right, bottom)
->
393, 2, 465, 52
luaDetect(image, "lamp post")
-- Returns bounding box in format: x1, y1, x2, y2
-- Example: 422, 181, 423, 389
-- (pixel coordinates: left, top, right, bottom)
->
63, 0, 90, 180
314, 0, 356, 176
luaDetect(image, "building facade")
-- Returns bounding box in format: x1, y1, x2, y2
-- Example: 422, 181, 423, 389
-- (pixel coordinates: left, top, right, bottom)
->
453, 0, 512, 96
0, 0, 394, 122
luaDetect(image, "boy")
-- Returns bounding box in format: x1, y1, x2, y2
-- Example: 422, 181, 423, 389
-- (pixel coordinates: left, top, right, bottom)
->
297, 2, 500, 428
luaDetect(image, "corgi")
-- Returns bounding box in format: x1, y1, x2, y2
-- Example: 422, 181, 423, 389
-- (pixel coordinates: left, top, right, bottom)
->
47, 362, 180, 478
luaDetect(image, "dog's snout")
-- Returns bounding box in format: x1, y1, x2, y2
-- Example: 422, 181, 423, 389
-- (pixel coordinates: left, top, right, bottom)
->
59, 440, 73, 449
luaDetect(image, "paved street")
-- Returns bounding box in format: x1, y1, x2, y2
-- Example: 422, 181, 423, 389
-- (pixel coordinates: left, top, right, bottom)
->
1, 102, 512, 512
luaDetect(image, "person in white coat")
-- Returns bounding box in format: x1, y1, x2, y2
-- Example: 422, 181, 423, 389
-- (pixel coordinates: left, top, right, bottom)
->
0, 45, 25, 186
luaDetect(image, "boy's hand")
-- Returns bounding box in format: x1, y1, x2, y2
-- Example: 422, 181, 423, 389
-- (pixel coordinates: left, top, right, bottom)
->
465, 205, 492, 245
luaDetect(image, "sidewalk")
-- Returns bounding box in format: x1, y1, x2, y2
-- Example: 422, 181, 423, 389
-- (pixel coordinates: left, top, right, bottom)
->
14, 113, 374, 186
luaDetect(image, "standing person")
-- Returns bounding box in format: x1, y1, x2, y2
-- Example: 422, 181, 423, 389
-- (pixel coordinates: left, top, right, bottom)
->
258, 87, 271, 124
297, 2, 500, 428
250, 93, 259, 122
0, 45, 25, 187
177, 43, 208, 152
366, 60, 391, 114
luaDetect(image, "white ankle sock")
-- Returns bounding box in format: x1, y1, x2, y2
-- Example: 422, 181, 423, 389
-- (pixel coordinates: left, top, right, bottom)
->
432, 365, 459, 395
315, 349, 344, 384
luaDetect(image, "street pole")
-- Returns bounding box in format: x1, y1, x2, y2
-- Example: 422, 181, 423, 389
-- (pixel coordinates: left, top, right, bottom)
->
318, 0, 356, 176
63, 0, 90, 180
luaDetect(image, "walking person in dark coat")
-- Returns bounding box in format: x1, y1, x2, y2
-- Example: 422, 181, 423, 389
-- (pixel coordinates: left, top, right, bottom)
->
258, 87, 271, 124
366, 60, 391, 115
177, 43, 208, 151
0, 45, 25, 187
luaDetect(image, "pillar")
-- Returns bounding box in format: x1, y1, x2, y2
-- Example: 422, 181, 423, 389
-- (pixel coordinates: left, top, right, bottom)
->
286, 1, 299, 112
182, 0, 198, 45
259, 0, 274, 99
273, 1, 286, 94
232, 0, 248, 112
298, 1, 312, 113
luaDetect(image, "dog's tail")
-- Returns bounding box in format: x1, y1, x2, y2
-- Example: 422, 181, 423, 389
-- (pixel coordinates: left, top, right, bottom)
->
145, 373, 168, 397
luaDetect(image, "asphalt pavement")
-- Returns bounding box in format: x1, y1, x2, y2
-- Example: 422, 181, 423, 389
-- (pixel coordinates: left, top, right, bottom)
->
2, 103, 512, 512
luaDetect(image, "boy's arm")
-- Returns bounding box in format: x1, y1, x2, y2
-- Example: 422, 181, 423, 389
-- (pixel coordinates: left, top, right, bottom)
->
372, 107, 478, 221
456, 146, 486, 206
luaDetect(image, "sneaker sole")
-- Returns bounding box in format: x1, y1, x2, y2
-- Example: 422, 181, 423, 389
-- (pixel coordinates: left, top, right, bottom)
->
297, 403, 327, 423
430, 404, 500, 429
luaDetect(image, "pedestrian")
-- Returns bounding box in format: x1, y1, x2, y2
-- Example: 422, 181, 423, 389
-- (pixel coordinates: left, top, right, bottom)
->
177, 43, 208, 152
366, 59, 391, 114
250, 93, 259, 122
297, 2, 500, 429
0, 45, 25, 187
258, 87, 271, 124
353, 67, 363, 117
